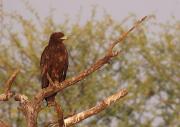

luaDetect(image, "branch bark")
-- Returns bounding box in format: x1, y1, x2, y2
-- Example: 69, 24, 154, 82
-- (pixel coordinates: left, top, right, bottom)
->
64, 89, 128, 127
0, 69, 20, 101
4, 69, 20, 93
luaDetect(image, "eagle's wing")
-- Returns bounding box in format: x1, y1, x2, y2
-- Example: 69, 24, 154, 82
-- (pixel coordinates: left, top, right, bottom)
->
40, 46, 50, 76
62, 53, 68, 80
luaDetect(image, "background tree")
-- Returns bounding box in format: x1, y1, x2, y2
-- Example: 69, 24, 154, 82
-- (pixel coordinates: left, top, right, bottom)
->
0, 2, 180, 127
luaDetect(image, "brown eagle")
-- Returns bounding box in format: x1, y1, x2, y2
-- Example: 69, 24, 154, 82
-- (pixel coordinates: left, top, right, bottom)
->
40, 32, 68, 106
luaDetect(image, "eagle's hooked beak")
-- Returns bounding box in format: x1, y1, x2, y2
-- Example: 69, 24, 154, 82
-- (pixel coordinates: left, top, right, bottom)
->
60, 36, 68, 40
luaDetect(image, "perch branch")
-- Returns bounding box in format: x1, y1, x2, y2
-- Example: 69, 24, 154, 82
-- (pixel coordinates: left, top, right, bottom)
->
34, 16, 147, 104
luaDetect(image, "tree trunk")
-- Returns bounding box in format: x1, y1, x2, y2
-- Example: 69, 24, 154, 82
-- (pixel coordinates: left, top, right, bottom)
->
25, 111, 38, 127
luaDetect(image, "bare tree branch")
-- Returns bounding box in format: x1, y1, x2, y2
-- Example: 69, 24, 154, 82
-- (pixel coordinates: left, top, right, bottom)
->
0, 68, 29, 102
107, 16, 147, 54
0, 92, 14, 101
0, 69, 20, 101
4, 69, 20, 93
14, 93, 29, 103
60, 89, 128, 127
54, 101, 64, 127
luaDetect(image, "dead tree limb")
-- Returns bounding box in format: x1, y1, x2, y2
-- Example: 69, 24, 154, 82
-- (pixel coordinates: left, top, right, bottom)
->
0, 69, 20, 101
55, 101, 64, 126
63, 89, 128, 127
4, 69, 20, 93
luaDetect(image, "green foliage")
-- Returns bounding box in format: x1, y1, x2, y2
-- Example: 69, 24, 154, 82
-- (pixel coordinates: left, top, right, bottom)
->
0, 5, 180, 127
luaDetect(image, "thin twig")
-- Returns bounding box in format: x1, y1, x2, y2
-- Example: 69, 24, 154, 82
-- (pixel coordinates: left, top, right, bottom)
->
0, 69, 20, 101
107, 16, 147, 54
4, 69, 20, 93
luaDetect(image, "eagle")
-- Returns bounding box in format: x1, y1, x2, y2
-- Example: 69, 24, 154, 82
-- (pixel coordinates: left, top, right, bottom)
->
40, 32, 68, 106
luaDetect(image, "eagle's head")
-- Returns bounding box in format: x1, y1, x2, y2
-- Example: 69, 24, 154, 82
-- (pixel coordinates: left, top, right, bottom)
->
49, 32, 67, 43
